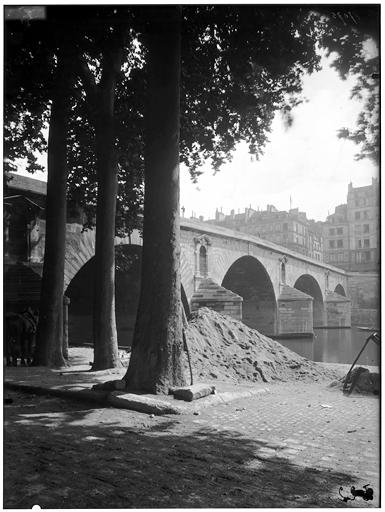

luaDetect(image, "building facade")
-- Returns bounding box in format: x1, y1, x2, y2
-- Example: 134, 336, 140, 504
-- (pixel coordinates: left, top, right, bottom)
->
209, 205, 324, 262
323, 178, 379, 271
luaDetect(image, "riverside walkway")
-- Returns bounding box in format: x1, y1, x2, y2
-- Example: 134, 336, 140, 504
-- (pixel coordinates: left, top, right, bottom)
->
4, 347, 380, 508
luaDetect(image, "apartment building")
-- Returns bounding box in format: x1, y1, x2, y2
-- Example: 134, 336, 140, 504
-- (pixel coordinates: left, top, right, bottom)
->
209, 205, 324, 261
323, 178, 379, 271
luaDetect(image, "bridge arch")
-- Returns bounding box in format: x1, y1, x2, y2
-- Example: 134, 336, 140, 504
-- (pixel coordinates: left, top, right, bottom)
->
65, 241, 190, 348
294, 274, 324, 327
65, 228, 193, 301
221, 255, 276, 335
334, 283, 346, 296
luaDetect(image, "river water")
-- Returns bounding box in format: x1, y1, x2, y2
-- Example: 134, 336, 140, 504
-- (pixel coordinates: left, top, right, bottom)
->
278, 327, 380, 366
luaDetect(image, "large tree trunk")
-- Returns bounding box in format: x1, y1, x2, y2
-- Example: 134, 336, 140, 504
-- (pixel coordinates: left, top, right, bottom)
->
35, 55, 72, 367
92, 45, 122, 370
124, 7, 187, 394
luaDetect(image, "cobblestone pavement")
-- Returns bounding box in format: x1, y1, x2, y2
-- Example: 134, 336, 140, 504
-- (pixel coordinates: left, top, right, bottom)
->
4, 382, 380, 509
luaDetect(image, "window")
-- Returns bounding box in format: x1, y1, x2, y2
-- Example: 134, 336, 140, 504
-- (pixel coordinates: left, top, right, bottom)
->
355, 211, 360, 220
329, 228, 335, 236
356, 252, 362, 263
337, 227, 343, 235
363, 211, 368, 219
365, 251, 371, 261
363, 224, 369, 233
337, 239, 343, 248
357, 240, 362, 249
364, 239, 370, 248
329, 240, 335, 249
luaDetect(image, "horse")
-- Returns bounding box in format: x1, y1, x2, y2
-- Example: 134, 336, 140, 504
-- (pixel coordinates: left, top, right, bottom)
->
5, 308, 38, 366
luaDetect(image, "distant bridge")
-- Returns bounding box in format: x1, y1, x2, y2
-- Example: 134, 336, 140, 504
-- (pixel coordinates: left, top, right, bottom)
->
62, 218, 351, 337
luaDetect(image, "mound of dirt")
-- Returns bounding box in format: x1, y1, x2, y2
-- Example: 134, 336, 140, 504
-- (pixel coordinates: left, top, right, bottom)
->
184, 308, 338, 384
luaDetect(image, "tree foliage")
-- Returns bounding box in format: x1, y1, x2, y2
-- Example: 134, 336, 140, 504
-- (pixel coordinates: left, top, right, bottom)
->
4, 15, 52, 173
317, 5, 379, 163
4, 7, 145, 234
180, 6, 324, 177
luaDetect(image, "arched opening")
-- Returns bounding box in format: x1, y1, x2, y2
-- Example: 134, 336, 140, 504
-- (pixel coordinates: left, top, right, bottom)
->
334, 284, 346, 297
222, 256, 276, 335
199, 245, 208, 277
65, 244, 190, 348
294, 274, 324, 327
281, 262, 286, 284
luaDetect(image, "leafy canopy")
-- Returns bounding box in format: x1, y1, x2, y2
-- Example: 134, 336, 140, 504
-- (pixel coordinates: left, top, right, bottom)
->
4, 5, 379, 217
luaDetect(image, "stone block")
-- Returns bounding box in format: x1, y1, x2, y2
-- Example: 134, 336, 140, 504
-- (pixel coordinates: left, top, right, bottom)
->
171, 383, 216, 402
107, 392, 183, 415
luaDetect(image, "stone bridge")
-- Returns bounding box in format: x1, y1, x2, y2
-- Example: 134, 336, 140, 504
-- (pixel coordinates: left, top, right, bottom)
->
63, 218, 351, 337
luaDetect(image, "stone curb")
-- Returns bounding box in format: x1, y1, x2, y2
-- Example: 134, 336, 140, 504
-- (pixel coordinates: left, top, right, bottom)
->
4, 381, 270, 416
107, 391, 184, 415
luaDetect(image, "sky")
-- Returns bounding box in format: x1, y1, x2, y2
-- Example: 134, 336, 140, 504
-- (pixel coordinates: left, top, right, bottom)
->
15, 51, 378, 224
180, 52, 378, 222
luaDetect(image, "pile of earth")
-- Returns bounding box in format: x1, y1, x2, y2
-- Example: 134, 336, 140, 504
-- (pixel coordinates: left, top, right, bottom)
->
183, 308, 339, 384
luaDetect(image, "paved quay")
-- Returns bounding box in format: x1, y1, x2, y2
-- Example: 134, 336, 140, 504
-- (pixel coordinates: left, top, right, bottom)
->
4, 347, 380, 508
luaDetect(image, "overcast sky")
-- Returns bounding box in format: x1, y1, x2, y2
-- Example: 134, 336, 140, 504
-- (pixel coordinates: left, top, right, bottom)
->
180, 52, 378, 222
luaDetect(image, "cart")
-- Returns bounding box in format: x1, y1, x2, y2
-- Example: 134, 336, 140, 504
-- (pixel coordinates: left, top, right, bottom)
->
343, 328, 380, 395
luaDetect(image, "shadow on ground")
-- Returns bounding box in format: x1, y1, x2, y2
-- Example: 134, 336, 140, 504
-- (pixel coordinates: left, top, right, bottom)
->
4, 393, 373, 509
